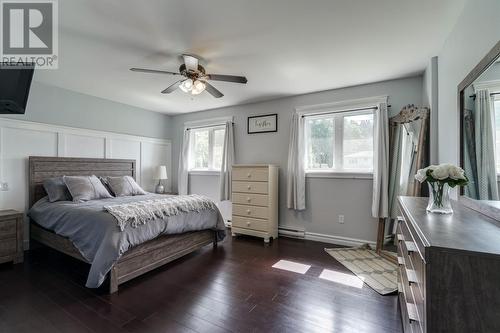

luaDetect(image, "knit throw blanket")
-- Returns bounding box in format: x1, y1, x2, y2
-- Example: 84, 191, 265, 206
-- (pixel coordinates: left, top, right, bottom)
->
104, 194, 217, 231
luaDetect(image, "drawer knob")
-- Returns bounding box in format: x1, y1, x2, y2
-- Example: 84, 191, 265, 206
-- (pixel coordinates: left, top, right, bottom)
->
406, 303, 419, 324
247, 173, 251, 178
406, 268, 418, 286
247, 185, 251, 190
247, 221, 251, 226
404, 241, 417, 255
246, 197, 251, 202
246, 209, 251, 214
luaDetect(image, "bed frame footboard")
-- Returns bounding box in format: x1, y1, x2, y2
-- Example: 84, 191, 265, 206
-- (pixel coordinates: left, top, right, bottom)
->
31, 222, 217, 293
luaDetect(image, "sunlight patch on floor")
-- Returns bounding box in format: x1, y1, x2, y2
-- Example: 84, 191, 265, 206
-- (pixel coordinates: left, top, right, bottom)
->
318, 269, 364, 288
272, 259, 311, 274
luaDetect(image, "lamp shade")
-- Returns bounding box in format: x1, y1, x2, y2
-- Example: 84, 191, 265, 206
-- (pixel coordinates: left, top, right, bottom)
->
155, 165, 168, 180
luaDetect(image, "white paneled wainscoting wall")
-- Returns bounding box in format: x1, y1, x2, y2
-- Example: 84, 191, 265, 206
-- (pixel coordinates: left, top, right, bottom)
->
0, 118, 172, 248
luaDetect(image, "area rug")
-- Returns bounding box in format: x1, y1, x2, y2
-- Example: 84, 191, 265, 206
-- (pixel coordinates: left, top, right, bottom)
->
324, 245, 398, 295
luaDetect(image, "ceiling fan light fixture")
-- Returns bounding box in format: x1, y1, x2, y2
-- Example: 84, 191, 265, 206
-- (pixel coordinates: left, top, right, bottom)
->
179, 79, 193, 92
191, 80, 206, 95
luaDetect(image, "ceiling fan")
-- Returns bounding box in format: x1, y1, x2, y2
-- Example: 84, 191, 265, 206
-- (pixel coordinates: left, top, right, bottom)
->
130, 54, 247, 98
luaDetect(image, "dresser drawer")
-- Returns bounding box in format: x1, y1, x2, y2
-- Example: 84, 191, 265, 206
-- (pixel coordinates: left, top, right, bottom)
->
397, 223, 425, 333
233, 204, 269, 220
232, 193, 269, 207
232, 168, 269, 182
232, 216, 269, 232
399, 264, 424, 333
0, 238, 16, 256
0, 219, 17, 240
232, 181, 268, 194
397, 218, 425, 263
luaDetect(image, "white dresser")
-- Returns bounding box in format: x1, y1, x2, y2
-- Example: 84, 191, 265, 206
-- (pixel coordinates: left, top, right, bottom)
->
231, 164, 279, 243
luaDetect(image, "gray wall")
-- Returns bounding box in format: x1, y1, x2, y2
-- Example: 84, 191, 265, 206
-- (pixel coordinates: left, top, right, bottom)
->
437, 0, 500, 167
3, 81, 171, 139
170, 75, 423, 242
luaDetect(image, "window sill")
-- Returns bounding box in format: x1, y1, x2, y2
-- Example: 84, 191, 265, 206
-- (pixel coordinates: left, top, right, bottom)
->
189, 170, 220, 176
306, 171, 373, 179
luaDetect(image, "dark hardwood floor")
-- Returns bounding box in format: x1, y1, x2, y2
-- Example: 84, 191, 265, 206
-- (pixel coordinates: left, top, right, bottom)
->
0, 235, 402, 333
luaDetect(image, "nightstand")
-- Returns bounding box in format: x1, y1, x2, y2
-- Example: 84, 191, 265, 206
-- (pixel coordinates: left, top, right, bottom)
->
0, 210, 24, 264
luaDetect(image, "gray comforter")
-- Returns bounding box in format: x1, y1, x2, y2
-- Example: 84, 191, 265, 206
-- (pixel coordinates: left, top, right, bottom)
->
28, 194, 226, 288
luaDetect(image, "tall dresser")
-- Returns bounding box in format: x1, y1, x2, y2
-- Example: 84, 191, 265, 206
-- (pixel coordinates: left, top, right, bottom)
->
231, 164, 278, 243
397, 196, 500, 333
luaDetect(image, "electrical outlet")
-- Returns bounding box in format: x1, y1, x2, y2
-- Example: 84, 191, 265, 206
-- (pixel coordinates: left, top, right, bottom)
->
0, 182, 9, 191
338, 215, 344, 224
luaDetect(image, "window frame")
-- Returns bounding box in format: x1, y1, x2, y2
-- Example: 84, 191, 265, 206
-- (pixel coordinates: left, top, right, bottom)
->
297, 96, 387, 179
493, 96, 500, 176
188, 125, 226, 173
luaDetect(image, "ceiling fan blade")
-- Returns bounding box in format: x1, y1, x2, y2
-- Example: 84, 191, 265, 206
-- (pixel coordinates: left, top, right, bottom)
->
182, 54, 199, 71
207, 74, 247, 84
130, 68, 180, 76
161, 80, 182, 94
204, 81, 224, 98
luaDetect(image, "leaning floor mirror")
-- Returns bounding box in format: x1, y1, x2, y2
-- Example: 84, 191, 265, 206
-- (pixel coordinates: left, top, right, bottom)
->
376, 104, 430, 262
459, 41, 500, 217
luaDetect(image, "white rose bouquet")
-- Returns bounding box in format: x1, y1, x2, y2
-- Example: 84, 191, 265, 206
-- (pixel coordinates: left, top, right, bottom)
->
414, 164, 468, 213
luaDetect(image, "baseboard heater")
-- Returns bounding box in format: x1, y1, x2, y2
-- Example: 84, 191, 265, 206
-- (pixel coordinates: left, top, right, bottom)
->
226, 221, 305, 239
278, 226, 305, 238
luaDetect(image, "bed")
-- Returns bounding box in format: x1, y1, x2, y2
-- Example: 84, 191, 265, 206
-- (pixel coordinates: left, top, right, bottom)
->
28, 156, 224, 293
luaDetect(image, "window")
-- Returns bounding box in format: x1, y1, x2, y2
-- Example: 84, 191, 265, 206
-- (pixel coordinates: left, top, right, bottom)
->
188, 126, 225, 171
305, 110, 374, 173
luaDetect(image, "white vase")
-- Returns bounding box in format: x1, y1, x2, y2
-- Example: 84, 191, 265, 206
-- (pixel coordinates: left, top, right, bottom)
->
427, 182, 453, 214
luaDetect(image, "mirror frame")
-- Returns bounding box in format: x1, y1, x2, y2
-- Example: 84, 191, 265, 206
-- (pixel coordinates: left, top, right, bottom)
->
458, 40, 500, 197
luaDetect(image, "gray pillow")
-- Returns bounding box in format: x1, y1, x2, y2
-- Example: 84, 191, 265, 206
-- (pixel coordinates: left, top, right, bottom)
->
98, 176, 115, 196
43, 177, 72, 202
106, 176, 146, 197
63, 175, 113, 202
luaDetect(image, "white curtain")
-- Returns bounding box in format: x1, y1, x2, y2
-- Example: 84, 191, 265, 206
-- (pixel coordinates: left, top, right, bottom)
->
372, 102, 389, 218
178, 128, 190, 195
474, 89, 499, 200
219, 121, 234, 201
286, 113, 306, 210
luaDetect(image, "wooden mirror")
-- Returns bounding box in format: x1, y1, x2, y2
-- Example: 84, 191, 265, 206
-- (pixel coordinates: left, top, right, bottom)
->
376, 105, 430, 263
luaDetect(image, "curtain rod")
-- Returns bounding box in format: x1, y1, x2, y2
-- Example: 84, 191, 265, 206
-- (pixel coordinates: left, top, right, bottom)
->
469, 92, 500, 98
186, 122, 234, 131
300, 105, 391, 118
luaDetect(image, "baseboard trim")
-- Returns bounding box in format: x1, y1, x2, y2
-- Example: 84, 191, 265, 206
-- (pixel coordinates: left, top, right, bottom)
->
304, 232, 375, 247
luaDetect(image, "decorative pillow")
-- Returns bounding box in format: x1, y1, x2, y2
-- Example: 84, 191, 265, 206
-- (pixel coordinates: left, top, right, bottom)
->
43, 177, 72, 202
63, 175, 113, 202
105, 176, 146, 197
98, 176, 115, 196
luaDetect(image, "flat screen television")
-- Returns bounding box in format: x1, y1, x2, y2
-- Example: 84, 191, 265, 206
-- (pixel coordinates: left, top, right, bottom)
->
0, 63, 35, 114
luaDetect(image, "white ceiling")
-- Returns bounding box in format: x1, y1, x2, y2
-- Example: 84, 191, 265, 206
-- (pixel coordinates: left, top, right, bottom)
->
34, 0, 465, 114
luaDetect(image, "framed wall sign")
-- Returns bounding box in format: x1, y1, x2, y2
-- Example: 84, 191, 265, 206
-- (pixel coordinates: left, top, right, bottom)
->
247, 113, 278, 134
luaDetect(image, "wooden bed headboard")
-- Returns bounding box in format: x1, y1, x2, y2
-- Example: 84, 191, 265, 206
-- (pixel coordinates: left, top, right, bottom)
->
29, 156, 136, 208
